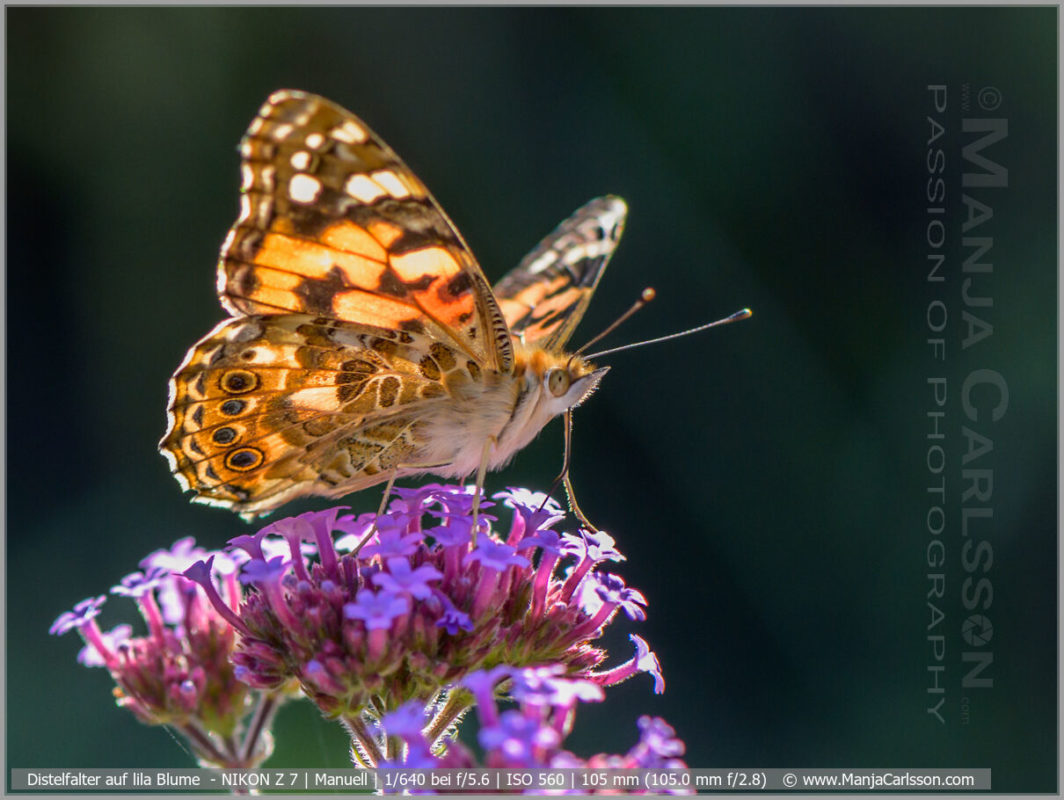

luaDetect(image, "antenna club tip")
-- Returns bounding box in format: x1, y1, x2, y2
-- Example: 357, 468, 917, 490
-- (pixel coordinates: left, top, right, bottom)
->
733, 308, 753, 320
641, 287, 656, 302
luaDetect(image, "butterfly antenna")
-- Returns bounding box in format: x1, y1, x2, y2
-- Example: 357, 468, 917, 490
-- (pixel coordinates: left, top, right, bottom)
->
585, 307, 752, 360
570, 288, 657, 367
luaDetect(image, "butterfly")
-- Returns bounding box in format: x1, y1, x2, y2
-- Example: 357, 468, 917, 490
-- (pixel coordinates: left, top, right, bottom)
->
160, 90, 627, 521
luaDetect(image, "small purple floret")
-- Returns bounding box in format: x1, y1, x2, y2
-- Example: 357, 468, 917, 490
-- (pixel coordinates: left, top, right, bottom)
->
111, 567, 168, 598
372, 558, 442, 599
50, 595, 106, 635
239, 555, 289, 586
465, 539, 529, 573
344, 589, 408, 630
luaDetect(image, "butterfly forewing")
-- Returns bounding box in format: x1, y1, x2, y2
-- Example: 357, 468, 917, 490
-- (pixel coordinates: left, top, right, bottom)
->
221, 90, 512, 371
494, 195, 626, 351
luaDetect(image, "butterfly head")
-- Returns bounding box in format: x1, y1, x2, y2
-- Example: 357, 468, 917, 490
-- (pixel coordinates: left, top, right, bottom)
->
519, 349, 608, 420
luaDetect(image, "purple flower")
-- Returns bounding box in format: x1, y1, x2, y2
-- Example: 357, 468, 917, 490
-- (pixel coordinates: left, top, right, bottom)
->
563, 528, 625, 564
518, 528, 563, 555
207, 484, 662, 755
635, 716, 686, 761
495, 487, 565, 541
495, 487, 563, 518
380, 700, 429, 739
371, 665, 688, 777
593, 572, 648, 621
460, 665, 514, 706
590, 634, 666, 695
357, 516, 424, 559
511, 666, 605, 708
445, 666, 687, 777
50, 596, 106, 635
434, 593, 474, 635
334, 512, 378, 551
111, 567, 168, 598
77, 624, 131, 667
424, 485, 495, 525
303, 659, 346, 696
424, 521, 472, 548
52, 538, 272, 768
464, 539, 529, 573
372, 558, 442, 599
344, 589, 408, 631
183, 557, 249, 635
140, 537, 206, 573
480, 709, 560, 765
239, 556, 289, 586
188, 485, 676, 776
387, 484, 449, 516
630, 635, 666, 694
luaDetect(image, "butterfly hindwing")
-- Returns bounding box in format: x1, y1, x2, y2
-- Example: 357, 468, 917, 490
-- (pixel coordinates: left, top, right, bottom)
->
494, 195, 627, 352
161, 314, 477, 517
220, 90, 512, 371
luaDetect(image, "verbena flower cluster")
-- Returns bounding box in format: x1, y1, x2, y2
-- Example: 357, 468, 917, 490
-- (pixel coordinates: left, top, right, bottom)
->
52, 484, 685, 781
375, 665, 686, 773
49, 540, 279, 767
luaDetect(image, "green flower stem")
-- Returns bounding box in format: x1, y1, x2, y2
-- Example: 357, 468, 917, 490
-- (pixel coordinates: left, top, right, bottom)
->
240, 692, 282, 766
426, 690, 473, 750
342, 714, 383, 767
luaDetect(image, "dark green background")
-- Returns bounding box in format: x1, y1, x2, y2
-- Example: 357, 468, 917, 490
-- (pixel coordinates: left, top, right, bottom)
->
7, 7, 1057, 792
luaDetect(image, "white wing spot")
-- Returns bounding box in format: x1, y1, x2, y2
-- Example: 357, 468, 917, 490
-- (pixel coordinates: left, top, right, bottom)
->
260, 165, 276, 194
371, 169, 411, 198
290, 151, 311, 171
331, 120, 368, 144
253, 195, 273, 227
527, 250, 559, 274
305, 132, 325, 149
240, 164, 255, 191
289, 173, 323, 204
272, 123, 294, 141
237, 195, 253, 225
289, 386, 342, 412
344, 173, 386, 204
602, 198, 627, 221
562, 240, 613, 266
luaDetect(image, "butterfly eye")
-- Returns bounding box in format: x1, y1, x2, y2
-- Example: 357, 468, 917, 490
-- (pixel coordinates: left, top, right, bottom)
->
545, 368, 571, 398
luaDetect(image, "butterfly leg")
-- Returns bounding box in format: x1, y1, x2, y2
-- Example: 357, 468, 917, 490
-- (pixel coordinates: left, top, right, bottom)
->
351, 459, 467, 556
470, 436, 496, 547
377, 471, 399, 516
347, 472, 402, 558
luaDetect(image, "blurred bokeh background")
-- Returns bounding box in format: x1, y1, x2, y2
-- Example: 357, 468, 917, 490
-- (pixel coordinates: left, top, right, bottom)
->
7, 7, 1057, 792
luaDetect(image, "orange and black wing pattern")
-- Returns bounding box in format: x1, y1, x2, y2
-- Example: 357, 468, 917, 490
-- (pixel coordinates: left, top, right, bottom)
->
494, 195, 627, 352
161, 91, 515, 517
219, 90, 513, 371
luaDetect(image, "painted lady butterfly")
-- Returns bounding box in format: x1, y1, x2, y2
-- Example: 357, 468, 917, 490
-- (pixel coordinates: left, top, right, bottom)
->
161, 90, 626, 520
